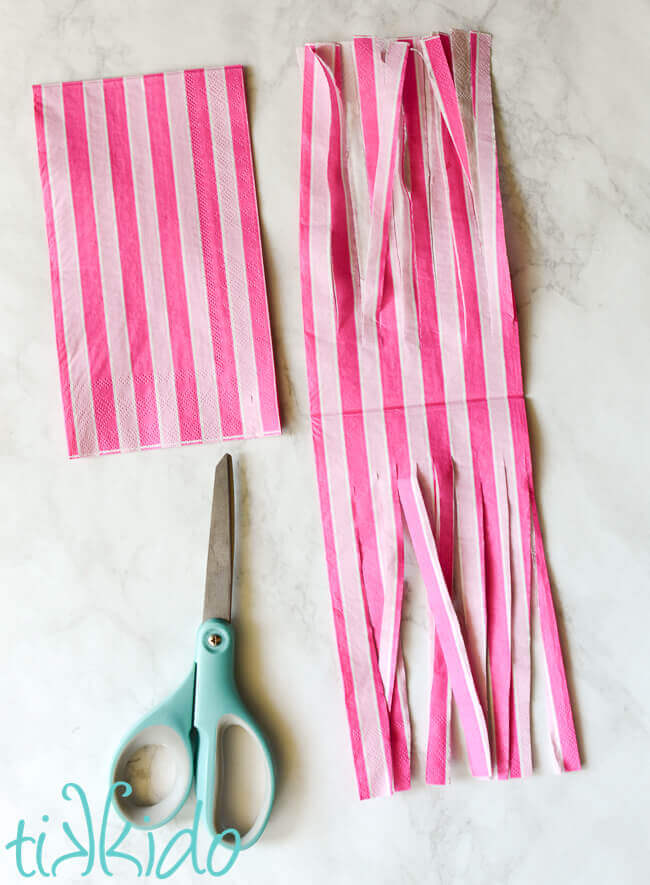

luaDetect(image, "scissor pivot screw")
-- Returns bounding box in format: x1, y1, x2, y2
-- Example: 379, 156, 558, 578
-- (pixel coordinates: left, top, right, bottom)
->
208, 634, 222, 647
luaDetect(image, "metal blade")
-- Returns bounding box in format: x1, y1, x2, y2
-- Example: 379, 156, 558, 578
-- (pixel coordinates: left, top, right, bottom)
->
203, 454, 234, 622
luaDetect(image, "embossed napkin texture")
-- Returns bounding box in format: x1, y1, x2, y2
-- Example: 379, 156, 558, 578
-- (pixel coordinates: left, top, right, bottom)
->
33, 66, 280, 457
298, 31, 580, 797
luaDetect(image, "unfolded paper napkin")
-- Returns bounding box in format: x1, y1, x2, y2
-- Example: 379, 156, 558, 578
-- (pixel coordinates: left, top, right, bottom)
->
299, 32, 580, 797
34, 66, 280, 457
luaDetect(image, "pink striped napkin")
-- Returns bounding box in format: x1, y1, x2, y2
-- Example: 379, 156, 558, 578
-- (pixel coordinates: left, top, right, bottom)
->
299, 32, 580, 797
33, 66, 280, 457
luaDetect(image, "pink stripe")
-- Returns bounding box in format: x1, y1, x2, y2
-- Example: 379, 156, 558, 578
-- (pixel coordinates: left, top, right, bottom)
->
531, 492, 581, 771
318, 46, 395, 791
62, 81, 120, 453
349, 41, 388, 662
389, 654, 411, 791
164, 71, 221, 442
423, 37, 471, 182
499, 172, 534, 775
427, 634, 449, 783
442, 127, 485, 404
441, 120, 512, 777
426, 462, 455, 784
511, 419, 534, 777
398, 473, 491, 777
184, 69, 243, 439
495, 169, 523, 392
144, 73, 201, 443
401, 52, 446, 403
439, 32, 453, 69
103, 77, 160, 448
33, 85, 78, 457
352, 38, 379, 181
122, 77, 179, 448
492, 106, 532, 776
356, 40, 408, 324
224, 66, 280, 435
354, 37, 410, 712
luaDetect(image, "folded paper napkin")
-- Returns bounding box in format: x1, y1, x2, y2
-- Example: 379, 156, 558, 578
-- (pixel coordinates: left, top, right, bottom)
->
33, 66, 280, 457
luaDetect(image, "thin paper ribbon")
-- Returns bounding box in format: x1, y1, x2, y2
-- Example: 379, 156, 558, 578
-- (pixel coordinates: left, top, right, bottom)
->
33, 66, 280, 457
299, 31, 580, 797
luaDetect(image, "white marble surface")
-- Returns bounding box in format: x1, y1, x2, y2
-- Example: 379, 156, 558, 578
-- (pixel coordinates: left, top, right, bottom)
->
1, 1, 649, 882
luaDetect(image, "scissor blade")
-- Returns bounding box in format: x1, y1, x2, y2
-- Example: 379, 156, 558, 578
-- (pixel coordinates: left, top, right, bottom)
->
203, 454, 234, 623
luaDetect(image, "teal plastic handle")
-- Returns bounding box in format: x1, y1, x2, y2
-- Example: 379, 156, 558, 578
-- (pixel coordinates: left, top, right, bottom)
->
110, 669, 196, 829
194, 620, 275, 850
110, 620, 275, 850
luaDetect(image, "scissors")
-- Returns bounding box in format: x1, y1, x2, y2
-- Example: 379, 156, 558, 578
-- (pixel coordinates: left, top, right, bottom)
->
110, 454, 275, 849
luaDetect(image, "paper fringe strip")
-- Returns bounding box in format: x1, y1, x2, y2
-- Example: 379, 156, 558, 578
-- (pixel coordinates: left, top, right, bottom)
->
299, 31, 580, 796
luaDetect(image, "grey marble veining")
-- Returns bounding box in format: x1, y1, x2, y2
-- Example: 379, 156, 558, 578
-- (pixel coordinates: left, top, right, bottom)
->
1, 1, 649, 882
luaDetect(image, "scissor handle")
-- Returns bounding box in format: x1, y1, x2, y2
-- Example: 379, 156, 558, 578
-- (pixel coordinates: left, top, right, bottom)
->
194, 619, 275, 850
110, 669, 195, 829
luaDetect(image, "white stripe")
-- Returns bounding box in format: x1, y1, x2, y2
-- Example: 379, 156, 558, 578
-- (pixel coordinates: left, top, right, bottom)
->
355, 39, 457, 779
123, 76, 179, 448
206, 68, 261, 438
530, 513, 563, 771
472, 34, 531, 769
346, 39, 403, 706
361, 42, 407, 330
420, 57, 489, 716
409, 475, 491, 762
164, 71, 222, 442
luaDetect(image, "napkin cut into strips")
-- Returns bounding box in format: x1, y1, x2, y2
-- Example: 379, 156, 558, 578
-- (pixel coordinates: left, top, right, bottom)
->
33, 66, 280, 457
299, 31, 580, 796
